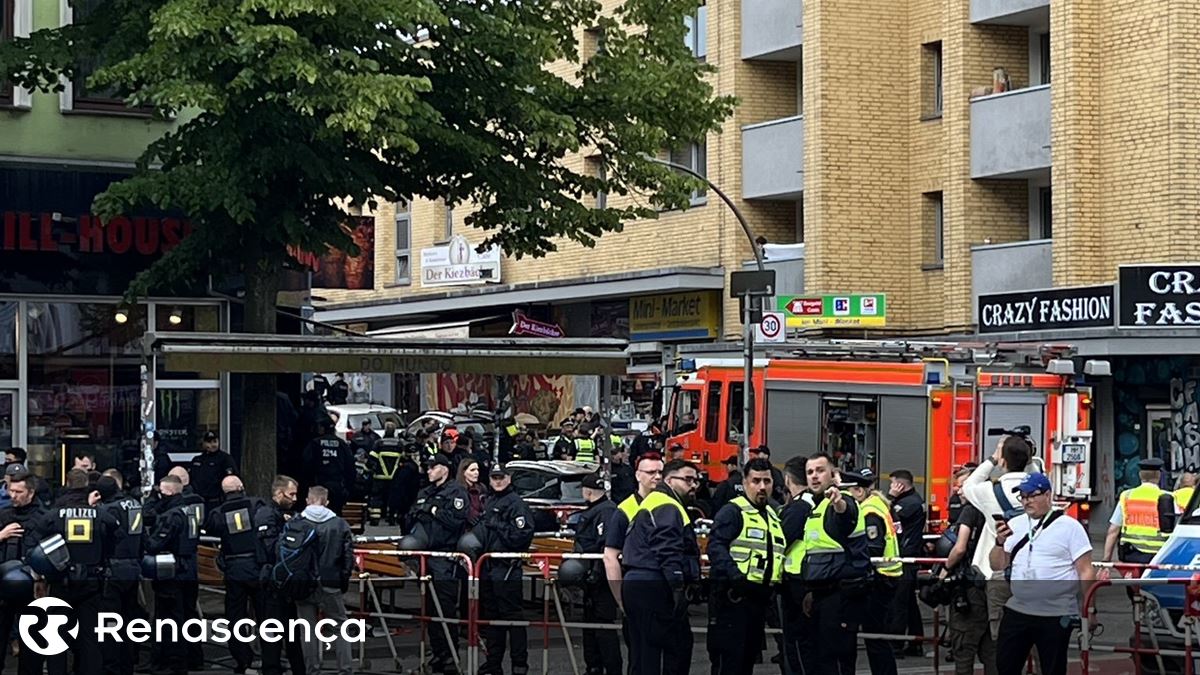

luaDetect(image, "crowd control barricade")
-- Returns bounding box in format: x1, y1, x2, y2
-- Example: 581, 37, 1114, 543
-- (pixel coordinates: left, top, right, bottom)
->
1083, 565, 1200, 675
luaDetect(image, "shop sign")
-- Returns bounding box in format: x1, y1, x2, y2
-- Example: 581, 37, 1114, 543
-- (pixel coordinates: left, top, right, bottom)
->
420, 235, 502, 287
509, 310, 564, 338
629, 291, 719, 342
977, 285, 1114, 334
777, 294, 886, 328
1119, 265, 1200, 327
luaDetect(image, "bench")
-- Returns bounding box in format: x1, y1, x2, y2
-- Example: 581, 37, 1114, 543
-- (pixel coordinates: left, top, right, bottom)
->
341, 502, 368, 534
198, 544, 224, 586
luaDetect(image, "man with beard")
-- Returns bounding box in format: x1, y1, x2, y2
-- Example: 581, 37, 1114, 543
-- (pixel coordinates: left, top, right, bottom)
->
255, 476, 306, 675
705, 458, 785, 675
620, 459, 702, 675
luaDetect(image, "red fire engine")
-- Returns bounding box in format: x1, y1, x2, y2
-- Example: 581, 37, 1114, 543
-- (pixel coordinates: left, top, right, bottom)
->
666, 340, 1100, 527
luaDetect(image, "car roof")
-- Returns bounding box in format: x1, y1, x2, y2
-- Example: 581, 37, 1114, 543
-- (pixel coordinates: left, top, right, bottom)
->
505, 460, 598, 475
326, 404, 399, 413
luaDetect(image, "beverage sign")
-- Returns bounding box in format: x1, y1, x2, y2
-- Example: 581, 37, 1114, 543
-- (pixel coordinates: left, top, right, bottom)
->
776, 294, 887, 328
977, 285, 1114, 334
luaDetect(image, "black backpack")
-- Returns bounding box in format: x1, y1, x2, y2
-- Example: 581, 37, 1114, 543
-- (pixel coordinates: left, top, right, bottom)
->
271, 517, 320, 602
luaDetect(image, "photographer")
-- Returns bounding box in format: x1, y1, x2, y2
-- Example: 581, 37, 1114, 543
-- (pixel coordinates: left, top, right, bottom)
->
943, 481, 996, 675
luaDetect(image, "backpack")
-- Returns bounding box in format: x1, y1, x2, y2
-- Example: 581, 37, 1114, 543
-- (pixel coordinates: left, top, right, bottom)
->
993, 482, 1025, 521
271, 517, 320, 602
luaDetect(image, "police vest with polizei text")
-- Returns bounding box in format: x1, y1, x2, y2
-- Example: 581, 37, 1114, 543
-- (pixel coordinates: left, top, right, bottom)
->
59, 506, 102, 567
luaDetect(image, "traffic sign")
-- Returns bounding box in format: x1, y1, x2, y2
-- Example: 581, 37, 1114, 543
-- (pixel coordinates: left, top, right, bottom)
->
757, 311, 786, 343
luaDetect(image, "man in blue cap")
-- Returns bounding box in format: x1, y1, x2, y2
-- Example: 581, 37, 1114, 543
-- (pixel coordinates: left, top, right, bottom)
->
990, 473, 1093, 675
1102, 457, 1175, 566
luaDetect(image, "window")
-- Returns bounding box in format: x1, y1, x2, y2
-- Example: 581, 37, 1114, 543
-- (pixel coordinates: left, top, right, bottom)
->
69, 0, 130, 112
395, 200, 412, 285
0, 0, 14, 107
923, 41, 943, 118
924, 191, 944, 266
1038, 186, 1052, 239
443, 204, 454, 241
1039, 33, 1051, 85
684, 2, 707, 60
796, 198, 804, 243
672, 388, 700, 433
669, 139, 708, 204
586, 156, 607, 209
727, 382, 754, 443
583, 26, 607, 62
703, 381, 722, 443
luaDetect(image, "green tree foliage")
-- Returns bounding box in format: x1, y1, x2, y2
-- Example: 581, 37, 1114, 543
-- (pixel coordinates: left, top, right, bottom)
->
0, 0, 733, 490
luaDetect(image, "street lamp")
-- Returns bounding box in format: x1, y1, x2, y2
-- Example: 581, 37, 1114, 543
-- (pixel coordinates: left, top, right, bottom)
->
645, 156, 772, 462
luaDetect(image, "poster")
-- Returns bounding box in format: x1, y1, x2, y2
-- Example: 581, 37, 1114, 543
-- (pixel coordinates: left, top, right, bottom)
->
293, 216, 376, 290
421, 373, 577, 427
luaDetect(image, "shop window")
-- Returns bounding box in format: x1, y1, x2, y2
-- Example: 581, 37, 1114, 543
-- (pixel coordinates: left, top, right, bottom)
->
0, 302, 15, 380
820, 396, 879, 475
156, 388, 220, 457
704, 381, 722, 443
155, 304, 221, 378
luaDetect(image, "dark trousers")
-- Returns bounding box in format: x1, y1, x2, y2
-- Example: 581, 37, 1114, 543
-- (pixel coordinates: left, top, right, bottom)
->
0, 601, 18, 673
181, 579, 204, 669
370, 478, 391, 524
995, 607, 1072, 675
48, 580, 103, 675
889, 564, 923, 652
101, 577, 143, 675
153, 582, 187, 675
481, 562, 528, 675
862, 577, 898, 675
781, 583, 814, 675
949, 586, 997, 675
258, 591, 306, 675
327, 484, 348, 514
225, 577, 261, 671
706, 585, 769, 675
809, 584, 864, 675
427, 560, 461, 672
621, 573, 691, 675
582, 582, 622, 675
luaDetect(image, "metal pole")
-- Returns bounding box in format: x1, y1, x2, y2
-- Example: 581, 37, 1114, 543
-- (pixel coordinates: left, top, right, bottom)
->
646, 156, 765, 463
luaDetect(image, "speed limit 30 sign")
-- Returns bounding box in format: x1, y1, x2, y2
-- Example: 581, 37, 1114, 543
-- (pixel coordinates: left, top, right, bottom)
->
757, 310, 786, 343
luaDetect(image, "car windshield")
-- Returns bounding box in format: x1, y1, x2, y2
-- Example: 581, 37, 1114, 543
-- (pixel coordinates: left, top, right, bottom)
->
511, 469, 560, 500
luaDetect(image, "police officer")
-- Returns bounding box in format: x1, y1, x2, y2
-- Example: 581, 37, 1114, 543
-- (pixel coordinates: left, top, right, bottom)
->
179, 471, 207, 671
779, 456, 815, 675
573, 472, 621, 675
410, 454, 469, 675
709, 455, 745, 515
887, 468, 927, 657
1176, 465, 1198, 516
621, 459, 702, 675
498, 417, 521, 465
476, 464, 536, 675
0, 472, 43, 674
303, 417, 355, 513
255, 475, 306, 675
389, 447, 422, 530
145, 475, 192, 675
785, 453, 872, 675
368, 435, 403, 525
189, 430, 239, 511
845, 467, 902, 675
608, 445, 636, 506
706, 457, 786, 675
97, 475, 144, 675
206, 476, 266, 674
1103, 457, 1175, 566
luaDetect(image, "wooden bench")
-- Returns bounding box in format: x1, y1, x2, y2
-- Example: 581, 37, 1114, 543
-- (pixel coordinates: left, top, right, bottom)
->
198, 544, 224, 585
341, 502, 368, 535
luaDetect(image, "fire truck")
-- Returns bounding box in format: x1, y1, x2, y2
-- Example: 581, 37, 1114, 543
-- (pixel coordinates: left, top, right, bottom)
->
665, 340, 1105, 527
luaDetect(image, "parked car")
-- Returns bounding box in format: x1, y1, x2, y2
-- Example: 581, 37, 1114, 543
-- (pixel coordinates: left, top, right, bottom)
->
326, 404, 404, 442
407, 410, 496, 444
506, 460, 598, 532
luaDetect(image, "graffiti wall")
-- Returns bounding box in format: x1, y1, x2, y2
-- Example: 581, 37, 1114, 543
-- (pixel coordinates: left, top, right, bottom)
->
422, 373, 577, 426
1112, 356, 1200, 491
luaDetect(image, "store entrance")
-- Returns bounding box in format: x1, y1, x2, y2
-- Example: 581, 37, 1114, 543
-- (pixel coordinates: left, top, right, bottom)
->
1147, 405, 1173, 469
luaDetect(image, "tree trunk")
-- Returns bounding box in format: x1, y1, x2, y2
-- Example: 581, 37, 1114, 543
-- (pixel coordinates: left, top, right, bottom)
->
241, 258, 281, 496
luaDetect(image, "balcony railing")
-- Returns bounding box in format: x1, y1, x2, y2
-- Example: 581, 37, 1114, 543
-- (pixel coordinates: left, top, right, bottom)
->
971, 238, 1052, 321
970, 85, 1051, 179
742, 115, 804, 200
742, 0, 803, 61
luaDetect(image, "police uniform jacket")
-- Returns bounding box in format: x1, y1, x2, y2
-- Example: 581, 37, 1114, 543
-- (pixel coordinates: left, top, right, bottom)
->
189, 450, 239, 507
411, 480, 469, 551
253, 499, 290, 569
303, 434, 355, 490
707, 498, 781, 584
476, 486, 535, 577
710, 473, 745, 515
779, 492, 812, 599
205, 493, 266, 580
98, 494, 144, 580
621, 485, 701, 585
0, 501, 45, 564
804, 492, 871, 583
890, 488, 926, 557
145, 494, 199, 579
39, 503, 115, 579
388, 458, 421, 527
609, 464, 636, 505
574, 497, 616, 555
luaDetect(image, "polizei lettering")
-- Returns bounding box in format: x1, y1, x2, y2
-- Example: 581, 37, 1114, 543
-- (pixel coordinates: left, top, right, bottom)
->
980, 294, 1112, 330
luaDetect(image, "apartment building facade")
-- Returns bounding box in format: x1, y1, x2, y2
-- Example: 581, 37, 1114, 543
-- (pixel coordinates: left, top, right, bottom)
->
1, 0, 229, 477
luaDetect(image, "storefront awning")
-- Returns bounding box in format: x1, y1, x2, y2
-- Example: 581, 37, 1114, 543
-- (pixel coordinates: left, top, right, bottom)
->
144, 332, 630, 376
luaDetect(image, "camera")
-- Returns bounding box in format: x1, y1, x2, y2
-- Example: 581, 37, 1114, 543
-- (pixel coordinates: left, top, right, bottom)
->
918, 567, 972, 611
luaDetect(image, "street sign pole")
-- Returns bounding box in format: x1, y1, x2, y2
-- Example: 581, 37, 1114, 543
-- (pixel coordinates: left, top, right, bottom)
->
742, 297, 754, 462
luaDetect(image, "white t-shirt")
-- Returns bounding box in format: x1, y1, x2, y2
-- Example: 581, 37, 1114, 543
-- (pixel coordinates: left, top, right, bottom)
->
964, 460, 1028, 577
1003, 511, 1092, 617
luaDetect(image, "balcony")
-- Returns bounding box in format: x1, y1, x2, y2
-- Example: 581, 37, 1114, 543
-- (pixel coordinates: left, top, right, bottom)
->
971, 239, 1052, 320
745, 244, 805, 308
970, 0, 1048, 26
742, 0, 803, 61
970, 85, 1051, 179
742, 116, 804, 200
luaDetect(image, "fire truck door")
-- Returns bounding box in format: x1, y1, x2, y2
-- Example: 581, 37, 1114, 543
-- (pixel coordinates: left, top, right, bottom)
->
980, 392, 1047, 460
878, 395, 929, 486
765, 389, 822, 456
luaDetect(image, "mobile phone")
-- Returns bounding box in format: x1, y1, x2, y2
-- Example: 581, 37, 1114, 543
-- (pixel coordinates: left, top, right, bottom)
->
991, 513, 1006, 523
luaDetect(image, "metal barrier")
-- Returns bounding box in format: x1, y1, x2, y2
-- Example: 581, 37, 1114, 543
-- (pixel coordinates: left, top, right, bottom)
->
1081, 573, 1200, 675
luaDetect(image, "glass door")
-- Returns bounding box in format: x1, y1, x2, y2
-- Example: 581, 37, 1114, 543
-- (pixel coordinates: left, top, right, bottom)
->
0, 391, 13, 450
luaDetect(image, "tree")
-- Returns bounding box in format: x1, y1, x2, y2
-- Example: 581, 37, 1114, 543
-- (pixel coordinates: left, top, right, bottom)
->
1, 0, 734, 494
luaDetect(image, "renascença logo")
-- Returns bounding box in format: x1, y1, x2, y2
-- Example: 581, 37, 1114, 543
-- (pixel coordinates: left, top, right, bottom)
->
18, 599, 366, 651
18, 597, 79, 656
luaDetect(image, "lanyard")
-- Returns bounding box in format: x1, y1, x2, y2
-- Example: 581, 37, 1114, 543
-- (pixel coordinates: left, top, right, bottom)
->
1027, 510, 1055, 546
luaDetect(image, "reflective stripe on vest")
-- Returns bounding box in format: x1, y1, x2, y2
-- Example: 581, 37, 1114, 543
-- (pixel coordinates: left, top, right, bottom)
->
1175, 486, 1195, 513
728, 496, 786, 584
618, 495, 641, 522
575, 439, 597, 463
371, 451, 402, 480
1119, 483, 1170, 554
783, 497, 849, 580
635, 490, 690, 527
859, 494, 902, 577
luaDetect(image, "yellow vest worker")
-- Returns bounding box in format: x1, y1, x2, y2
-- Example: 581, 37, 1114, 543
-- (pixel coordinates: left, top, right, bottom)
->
843, 467, 901, 675
1108, 457, 1172, 564
705, 458, 786, 675
574, 438, 597, 463
367, 439, 403, 525
1175, 465, 1198, 515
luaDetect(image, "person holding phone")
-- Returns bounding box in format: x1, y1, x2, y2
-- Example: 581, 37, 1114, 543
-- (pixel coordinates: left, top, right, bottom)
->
989, 473, 1094, 675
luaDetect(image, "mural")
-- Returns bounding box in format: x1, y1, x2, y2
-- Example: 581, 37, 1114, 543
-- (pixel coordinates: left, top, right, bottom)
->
1112, 356, 1199, 491
422, 373, 576, 427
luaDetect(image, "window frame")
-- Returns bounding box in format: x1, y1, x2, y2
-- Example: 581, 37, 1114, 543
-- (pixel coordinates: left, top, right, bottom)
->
1038, 186, 1052, 240
0, 0, 15, 107
394, 200, 412, 286
669, 140, 708, 206
684, 2, 707, 60
1039, 33, 1051, 85
932, 43, 943, 115
922, 41, 943, 119
443, 205, 454, 242
63, 0, 149, 115
703, 380, 722, 444
924, 191, 944, 267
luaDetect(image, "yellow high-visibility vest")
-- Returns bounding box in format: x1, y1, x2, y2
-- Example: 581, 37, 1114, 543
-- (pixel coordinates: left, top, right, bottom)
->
859, 494, 902, 577
727, 496, 786, 584
1119, 483, 1170, 555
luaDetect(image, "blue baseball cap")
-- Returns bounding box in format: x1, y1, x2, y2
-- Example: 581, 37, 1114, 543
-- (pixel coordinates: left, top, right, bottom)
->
1012, 473, 1051, 495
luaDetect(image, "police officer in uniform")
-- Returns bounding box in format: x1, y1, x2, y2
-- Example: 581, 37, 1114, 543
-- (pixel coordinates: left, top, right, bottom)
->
189, 430, 239, 511
1104, 457, 1175, 566
179, 473, 207, 670
785, 453, 872, 675
845, 467, 902, 675
476, 464, 536, 675
573, 425, 598, 464
97, 475, 144, 675
779, 457, 815, 675
573, 472, 621, 675
621, 459, 702, 675
706, 457, 785, 675
206, 476, 266, 674
709, 455, 745, 515
255, 475, 306, 675
0, 472, 43, 674
410, 454, 469, 675
303, 418, 355, 513
369, 435, 403, 525
1176, 465, 1198, 516
145, 475, 197, 675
